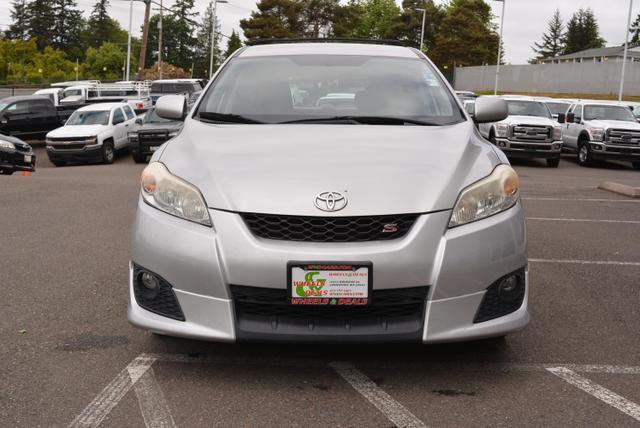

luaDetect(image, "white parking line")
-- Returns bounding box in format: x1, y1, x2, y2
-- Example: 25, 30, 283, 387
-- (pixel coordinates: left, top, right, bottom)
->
523, 197, 640, 203
329, 361, 426, 428
547, 367, 640, 422
69, 354, 157, 428
131, 367, 177, 428
527, 217, 640, 224
529, 258, 640, 267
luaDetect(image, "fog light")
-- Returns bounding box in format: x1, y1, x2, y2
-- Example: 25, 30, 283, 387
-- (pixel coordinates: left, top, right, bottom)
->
498, 141, 506, 148
498, 275, 521, 302
140, 271, 160, 290
591, 144, 602, 151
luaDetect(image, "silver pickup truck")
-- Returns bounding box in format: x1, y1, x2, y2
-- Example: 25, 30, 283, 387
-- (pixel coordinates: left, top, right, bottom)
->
478, 97, 563, 167
563, 101, 640, 169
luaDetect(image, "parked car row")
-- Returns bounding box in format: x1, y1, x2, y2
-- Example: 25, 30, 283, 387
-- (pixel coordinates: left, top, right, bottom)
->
459, 92, 640, 170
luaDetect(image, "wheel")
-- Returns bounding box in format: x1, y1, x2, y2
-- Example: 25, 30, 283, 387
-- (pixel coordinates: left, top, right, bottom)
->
0, 169, 14, 175
51, 161, 66, 167
577, 140, 593, 167
102, 141, 115, 164
132, 152, 147, 164
632, 162, 640, 170
546, 157, 560, 168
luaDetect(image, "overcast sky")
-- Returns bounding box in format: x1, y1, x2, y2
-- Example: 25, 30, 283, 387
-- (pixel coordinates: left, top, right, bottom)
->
0, 0, 638, 64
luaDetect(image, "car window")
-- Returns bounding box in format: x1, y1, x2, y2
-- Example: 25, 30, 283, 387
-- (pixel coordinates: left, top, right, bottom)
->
66, 110, 110, 125
28, 100, 52, 112
584, 105, 637, 122
112, 108, 125, 124
122, 105, 135, 120
574, 105, 583, 120
545, 102, 570, 115
198, 55, 464, 125
505, 101, 551, 118
6, 101, 29, 114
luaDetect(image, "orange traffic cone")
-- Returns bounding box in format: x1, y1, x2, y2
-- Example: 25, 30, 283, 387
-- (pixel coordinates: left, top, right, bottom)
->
20, 171, 32, 177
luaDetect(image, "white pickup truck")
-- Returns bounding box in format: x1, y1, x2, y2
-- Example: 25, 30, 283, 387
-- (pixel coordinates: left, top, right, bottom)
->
59, 82, 152, 113
45, 103, 137, 166
478, 97, 563, 167
563, 101, 640, 169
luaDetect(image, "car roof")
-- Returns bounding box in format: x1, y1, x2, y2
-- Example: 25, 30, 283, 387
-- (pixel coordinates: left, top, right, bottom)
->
238, 42, 419, 58
77, 102, 128, 112
0, 95, 52, 103
34, 88, 62, 94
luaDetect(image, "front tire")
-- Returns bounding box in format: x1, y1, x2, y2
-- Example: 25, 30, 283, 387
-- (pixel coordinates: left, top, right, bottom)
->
633, 162, 640, 170
577, 140, 593, 167
132, 152, 147, 164
546, 157, 560, 168
102, 141, 115, 164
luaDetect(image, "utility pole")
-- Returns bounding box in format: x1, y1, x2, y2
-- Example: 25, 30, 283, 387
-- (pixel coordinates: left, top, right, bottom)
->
158, 0, 163, 79
138, 0, 151, 77
493, 0, 506, 95
416, 7, 426, 52
126, 0, 133, 81
619, 0, 634, 101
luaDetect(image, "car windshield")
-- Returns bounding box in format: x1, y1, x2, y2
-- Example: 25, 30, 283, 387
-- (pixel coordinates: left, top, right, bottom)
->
584, 105, 637, 122
144, 109, 172, 123
506, 101, 551, 118
66, 110, 110, 126
196, 55, 464, 125
0, 102, 8, 111
64, 89, 82, 97
633, 106, 640, 118
545, 102, 570, 115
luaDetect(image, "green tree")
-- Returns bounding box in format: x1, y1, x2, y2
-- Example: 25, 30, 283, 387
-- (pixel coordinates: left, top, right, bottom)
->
225, 30, 243, 59
142, 14, 184, 70
84, 42, 127, 80
51, 0, 85, 59
26, 0, 56, 51
0, 39, 38, 83
530, 9, 564, 63
194, 2, 223, 77
299, 0, 341, 37
27, 46, 77, 83
170, 0, 198, 70
240, 0, 304, 41
563, 8, 605, 55
630, 13, 640, 45
392, 0, 444, 50
353, 0, 401, 39
7, 0, 29, 41
331, 1, 363, 37
84, 0, 128, 49
429, 0, 500, 69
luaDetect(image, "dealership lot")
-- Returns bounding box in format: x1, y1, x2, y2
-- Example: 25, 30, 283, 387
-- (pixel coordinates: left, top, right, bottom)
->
1, 148, 639, 427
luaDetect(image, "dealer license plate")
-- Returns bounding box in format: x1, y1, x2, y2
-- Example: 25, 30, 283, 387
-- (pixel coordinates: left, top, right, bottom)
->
24, 155, 31, 163
288, 262, 372, 305
150, 146, 160, 152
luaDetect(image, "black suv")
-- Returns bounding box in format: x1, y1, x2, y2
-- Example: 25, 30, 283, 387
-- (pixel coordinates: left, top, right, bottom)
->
128, 108, 183, 163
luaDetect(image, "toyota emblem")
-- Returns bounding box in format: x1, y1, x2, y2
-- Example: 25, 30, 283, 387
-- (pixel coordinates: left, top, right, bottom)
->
314, 191, 348, 212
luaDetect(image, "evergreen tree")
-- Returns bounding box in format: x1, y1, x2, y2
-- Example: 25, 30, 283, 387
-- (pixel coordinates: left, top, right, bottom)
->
170, 0, 198, 70
26, 0, 56, 51
392, 0, 444, 50
530, 9, 564, 63
194, 2, 223, 76
240, 0, 304, 41
7, 0, 29, 40
563, 8, 605, 55
299, 0, 340, 38
224, 30, 243, 59
84, 0, 128, 48
51, 0, 85, 59
331, 1, 362, 37
630, 13, 640, 45
353, 0, 401, 39
429, 0, 500, 68
143, 14, 183, 69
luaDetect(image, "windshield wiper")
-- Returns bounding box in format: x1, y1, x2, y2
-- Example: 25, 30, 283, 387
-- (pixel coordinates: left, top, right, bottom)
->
197, 112, 263, 124
279, 116, 440, 126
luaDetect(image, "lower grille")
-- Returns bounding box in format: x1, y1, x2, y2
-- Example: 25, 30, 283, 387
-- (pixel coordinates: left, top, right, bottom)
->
241, 213, 419, 242
474, 268, 525, 323
231, 285, 428, 341
132, 265, 185, 321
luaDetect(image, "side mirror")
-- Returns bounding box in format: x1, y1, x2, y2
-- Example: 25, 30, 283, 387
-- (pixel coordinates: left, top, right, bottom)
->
135, 118, 143, 125
566, 112, 575, 123
156, 95, 186, 120
557, 113, 566, 124
574, 116, 582, 123
473, 96, 508, 124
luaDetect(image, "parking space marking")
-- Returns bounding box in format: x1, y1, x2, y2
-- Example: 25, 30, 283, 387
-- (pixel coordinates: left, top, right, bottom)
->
329, 361, 427, 428
529, 258, 640, 266
132, 368, 177, 428
547, 367, 640, 422
69, 354, 157, 428
522, 197, 640, 203
527, 217, 640, 224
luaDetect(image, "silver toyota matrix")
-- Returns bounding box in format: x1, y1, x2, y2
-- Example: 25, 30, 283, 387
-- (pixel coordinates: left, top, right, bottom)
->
129, 41, 528, 343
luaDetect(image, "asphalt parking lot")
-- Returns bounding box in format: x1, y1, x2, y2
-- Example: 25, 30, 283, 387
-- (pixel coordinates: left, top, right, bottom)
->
1, 147, 639, 427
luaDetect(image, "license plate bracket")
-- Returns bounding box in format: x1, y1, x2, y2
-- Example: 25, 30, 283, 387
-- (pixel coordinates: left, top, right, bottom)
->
287, 262, 372, 306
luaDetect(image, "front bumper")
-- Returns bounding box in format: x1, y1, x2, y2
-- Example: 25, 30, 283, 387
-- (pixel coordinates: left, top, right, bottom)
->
589, 142, 640, 162
129, 199, 528, 343
495, 138, 562, 159
46, 144, 103, 163
0, 148, 36, 171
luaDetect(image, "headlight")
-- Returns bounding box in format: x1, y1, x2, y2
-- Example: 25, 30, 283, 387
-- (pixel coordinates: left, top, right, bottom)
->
494, 123, 509, 138
0, 141, 15, 150
552, 126, 562, 140
449, 164, 519, 228
588, 127, 604, 142
86, 137, 98, 145
140, 162, 212, 226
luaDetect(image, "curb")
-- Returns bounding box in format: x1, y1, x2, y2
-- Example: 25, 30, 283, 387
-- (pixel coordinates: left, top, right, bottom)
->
598, 181, 640, 198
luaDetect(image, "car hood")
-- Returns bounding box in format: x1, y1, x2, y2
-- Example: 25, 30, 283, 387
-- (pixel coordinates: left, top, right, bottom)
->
585, 119, 640, 130
503, 115, 554, 126
160, 120, 500, 216
47, 124, 108, 138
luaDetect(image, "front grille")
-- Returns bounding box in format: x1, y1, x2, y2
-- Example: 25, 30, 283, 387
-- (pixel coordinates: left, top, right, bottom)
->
241, 213, 419, 242
607, 129, 640, 145
138, 131, 171, 145
47, 136, 93, 142
13, 144, 30, 153
132, 265, 185, 321
510, 125, 552, 143
231, 285, 429, 341
50, 143, 86, 150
